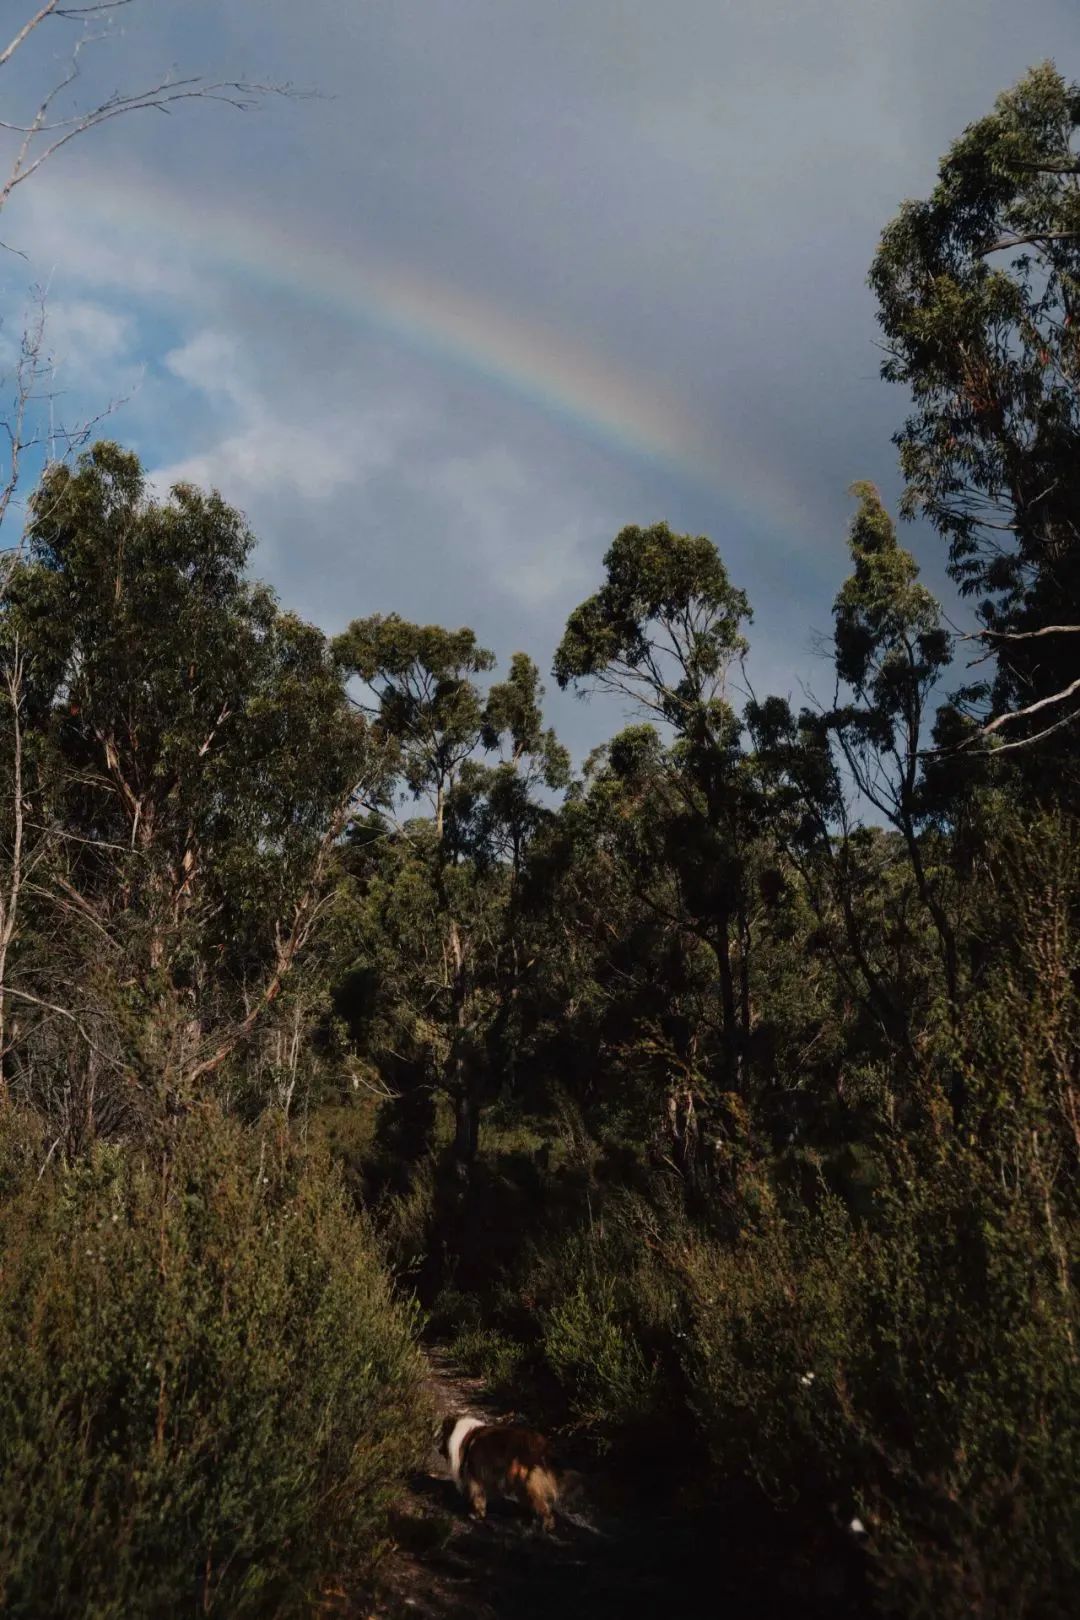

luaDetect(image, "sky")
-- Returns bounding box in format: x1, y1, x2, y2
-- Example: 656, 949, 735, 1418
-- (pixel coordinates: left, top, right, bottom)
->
3, 0, 1080, 766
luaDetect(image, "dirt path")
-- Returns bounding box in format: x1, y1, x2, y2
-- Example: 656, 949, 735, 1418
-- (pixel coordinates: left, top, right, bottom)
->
356, 1350, 863, 1620
365, 1350, 617, 1620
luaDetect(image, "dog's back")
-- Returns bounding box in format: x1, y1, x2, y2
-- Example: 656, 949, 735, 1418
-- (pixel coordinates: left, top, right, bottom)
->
440, 1414, 559, 1531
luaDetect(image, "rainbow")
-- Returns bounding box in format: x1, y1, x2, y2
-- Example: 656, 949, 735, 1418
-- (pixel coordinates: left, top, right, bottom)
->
17, 163, 820, 559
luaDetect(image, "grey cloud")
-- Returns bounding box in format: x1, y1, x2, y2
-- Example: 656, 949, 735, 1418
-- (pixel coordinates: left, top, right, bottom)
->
3, 0, 1078, 761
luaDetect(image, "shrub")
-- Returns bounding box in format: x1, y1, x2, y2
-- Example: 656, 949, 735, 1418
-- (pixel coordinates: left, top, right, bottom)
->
0, 1107, 429, 1619
679, 1147, 1080, 1619
530, 1211, 679, 1443
446, 1324, 524, 1392
542, 1272, 659, 1437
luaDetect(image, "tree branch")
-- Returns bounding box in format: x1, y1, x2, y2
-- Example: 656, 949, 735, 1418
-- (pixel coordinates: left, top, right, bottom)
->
0, 2, 62, 72
969, 623, 1080, 642
1009, 160, 1080, 176
979, 674, 1080, 739
979, 704, 1080, 754
184, 795, 352, 1086
1, 986, 131, 1075
0, 3, 304, 224
979, 230, 1080, 257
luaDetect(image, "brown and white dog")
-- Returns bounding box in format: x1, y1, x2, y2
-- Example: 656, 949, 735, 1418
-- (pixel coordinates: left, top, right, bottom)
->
439, 1413, 559, 1531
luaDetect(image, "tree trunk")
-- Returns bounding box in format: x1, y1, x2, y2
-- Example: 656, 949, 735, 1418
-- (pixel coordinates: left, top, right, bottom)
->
452, 1086, 479, 1176
712, 915, 741, 1091
737, 896, 752, 1086
447, 917, 479, 1179
902, 821, 961, 1016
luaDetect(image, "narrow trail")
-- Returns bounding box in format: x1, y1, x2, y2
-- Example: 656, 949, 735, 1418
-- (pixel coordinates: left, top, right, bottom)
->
364, 1349, 621, 1620
357, 1350, 864, 1620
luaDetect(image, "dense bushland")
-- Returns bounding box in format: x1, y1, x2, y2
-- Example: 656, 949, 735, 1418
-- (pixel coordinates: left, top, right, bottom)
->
389, 814, 1079, 1615
0, 1108, 428, 1618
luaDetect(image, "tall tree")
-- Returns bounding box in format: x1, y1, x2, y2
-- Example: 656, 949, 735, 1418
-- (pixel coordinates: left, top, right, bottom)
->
554, 522, 757, 1090
1, 443, 370, 1124
828, 483, 959, 1010
333, 615, 495, 841
872, 62, 1080, 765
333, 622, 565, 1178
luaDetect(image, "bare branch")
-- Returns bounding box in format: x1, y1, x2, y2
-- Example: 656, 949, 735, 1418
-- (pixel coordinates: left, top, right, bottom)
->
36, 1134, 61, 1179
930, 676, 1080, 758
0, 3, 63, 73
968, 623, 1080, 642
979, 675, 1080, 739
978, 705, 1080, 754
0, 3, 305, 224
1, 986, 131, 1075
0, 79, 294, 214
54, 3, 136, 15
980, 230, 1080, 257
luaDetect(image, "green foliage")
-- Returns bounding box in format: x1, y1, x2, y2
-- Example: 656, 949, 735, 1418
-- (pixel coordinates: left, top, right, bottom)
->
447, 1323, 525, 1392
333, 613, 494, 824
14, 445, 366, 927
679, 1140, 1079, 1619
871, 63, 1080, 764
481, 652, 571, 789
541, 1269, 662, 1440
553, 522, 750, 723
0, 1108, 428, 1619
331, 629, 570, 1188
0, 443, 373, 1126
833, 483, 950, 713
554, 524, 763, 1100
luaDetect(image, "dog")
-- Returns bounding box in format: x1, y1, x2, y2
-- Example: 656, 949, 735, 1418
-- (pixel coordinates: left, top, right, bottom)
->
438, 1412, 559, 1532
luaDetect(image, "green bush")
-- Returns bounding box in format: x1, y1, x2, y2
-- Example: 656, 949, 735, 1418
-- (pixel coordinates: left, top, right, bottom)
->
542, 1271, 660, 1436
679, 1148, 1080, 1619
528, 1212, 678, 1441
446, 1324, 525, 1391
0, 1107, 429, 1619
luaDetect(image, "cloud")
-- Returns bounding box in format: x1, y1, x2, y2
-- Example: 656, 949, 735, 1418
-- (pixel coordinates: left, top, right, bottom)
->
8, 178, 200, 307
2, 0, 1076, 767
162, 330, 245, 400
44, 300, 132, 368
0, 291, 131, 374
150, 328, 418, 505
152, 422, 374, 503
418, 445, 600, 609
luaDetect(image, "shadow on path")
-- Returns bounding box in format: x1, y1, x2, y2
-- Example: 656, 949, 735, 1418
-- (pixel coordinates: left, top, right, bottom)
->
358, 1351, 865, 1620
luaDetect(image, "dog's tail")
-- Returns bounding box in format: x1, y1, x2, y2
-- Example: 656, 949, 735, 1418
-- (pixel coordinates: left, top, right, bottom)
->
524, 1463, 559, 1531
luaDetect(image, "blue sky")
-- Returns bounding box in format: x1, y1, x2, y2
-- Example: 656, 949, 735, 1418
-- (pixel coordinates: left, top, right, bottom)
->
3, 0, 1080, 764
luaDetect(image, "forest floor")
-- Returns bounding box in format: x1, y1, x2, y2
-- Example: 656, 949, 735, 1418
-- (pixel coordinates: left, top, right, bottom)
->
347, 1348, 867, 1620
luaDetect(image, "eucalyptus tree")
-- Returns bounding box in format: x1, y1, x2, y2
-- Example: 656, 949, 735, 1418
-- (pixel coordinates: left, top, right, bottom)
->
872, 62, 1080, 769
554, 522, 758, 1092
828, 483, 960, 1009
748, 485, 963, 1062
2, 443, 371, 1124
522, 721, 752, 1182
333, 614, 495, 841
746, 692, 915, 1059
333, 621, 566, 1178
